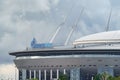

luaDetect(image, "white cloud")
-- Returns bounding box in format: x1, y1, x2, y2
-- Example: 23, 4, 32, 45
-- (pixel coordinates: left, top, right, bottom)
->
50, 0, 59, 5
0, 64, 17, 80
2, 0, 51, 13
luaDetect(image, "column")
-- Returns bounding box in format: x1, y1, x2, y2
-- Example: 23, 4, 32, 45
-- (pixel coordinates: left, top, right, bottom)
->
64, 69, 66, 74
44, 70, 47, 80
15, 67, 18, 80
34, 70, 36, 79
91, 76, 94, 80
70, 68, 80, 80
22, 69, 26, 80
19, 70, 22, 80
29, 70, 31, 79
50, 69, 52, 80
39, 70, 41, 80
57, 69, 59, 79
98, 67, 114, 76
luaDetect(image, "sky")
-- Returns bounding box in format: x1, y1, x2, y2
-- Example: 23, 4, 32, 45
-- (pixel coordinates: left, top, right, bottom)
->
1, 0, 120, 79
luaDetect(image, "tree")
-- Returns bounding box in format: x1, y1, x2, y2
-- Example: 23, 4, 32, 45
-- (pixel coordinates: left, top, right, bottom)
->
94, 72, 111, 80
93, 74, 101, 80
58, 74, 68, 80
108, 76, 114, 80
29, 78, 38, 80
101, 72, 110, 80
112, 76, 120, 80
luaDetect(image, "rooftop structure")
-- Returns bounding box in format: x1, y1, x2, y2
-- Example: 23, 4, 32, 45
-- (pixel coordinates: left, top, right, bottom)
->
73, 30, 120, 49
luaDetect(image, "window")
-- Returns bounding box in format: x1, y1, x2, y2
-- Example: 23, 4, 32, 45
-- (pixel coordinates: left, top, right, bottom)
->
67, 65, 70, 67
60, 65, 62, 67
89, 65, 92, 67
93, 65, 96, 67
114, 60, 118, 61
83, 65, 85, 67
115, 65, 118, 67
105, 65, 108, 66
98, 60, 102, 62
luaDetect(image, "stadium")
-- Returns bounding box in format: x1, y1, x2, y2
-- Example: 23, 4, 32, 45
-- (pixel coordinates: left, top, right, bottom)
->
9, 30, 120, 80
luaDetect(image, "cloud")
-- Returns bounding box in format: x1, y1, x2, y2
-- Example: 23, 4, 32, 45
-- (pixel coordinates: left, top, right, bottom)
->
110, 0, 120, 8
2, 0, 51, 12
0, 0, 120, 64
0, 0, 60, 64
0, 64, 17, 80
1, 0, 120, 78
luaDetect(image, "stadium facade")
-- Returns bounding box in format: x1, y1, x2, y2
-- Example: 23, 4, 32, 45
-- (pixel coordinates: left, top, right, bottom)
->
9, 30, 120, 80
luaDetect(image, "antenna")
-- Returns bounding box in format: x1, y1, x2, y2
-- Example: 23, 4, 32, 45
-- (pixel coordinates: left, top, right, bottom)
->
64, 8, 84, 46
106, 9, 112, 32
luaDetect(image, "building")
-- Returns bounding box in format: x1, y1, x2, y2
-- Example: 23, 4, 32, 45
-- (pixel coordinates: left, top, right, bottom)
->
9, 30, 120, 80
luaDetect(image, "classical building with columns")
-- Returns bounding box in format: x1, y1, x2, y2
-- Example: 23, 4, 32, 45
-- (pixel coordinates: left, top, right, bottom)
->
9, 30, 120, 80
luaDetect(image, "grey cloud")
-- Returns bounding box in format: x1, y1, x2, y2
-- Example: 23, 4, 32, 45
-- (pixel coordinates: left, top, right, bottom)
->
110, 0, 120, 7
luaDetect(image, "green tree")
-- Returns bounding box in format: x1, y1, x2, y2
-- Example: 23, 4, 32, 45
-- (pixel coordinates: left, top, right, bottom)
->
112, 76, 120, 80
29, 78, 38, 80
108, 76, 114, 80
94, 72, 112, 80
94, 74, 101, 80
58, 74, 68, 80
101, 72, 110, 80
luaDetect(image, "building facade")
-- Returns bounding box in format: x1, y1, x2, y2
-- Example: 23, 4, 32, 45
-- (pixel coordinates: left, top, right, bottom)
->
9, 30, 120, 80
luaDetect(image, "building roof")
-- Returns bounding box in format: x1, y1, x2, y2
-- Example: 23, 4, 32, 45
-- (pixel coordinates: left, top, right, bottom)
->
9, 30, 120, 57
9, 48, 120, 57
73, 30, 120, 45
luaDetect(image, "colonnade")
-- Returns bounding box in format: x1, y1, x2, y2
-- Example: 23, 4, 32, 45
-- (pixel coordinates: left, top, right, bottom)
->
20, 69, 66, 80
20, 67, 114, 80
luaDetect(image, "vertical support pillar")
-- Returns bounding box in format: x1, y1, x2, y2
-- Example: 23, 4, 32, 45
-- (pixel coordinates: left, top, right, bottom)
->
91, 76, 94, 80
19, 70, 22, 80
57, 69, 59, 79
64, 69, 66, 74
44, 70, 47, 80
50, 69, 52, 80
98, 67, 114, 76
39, 70, 41, 80
29, 70, 31, 79
15, 68, 19, 80
22, 69, 26, 80
70, 68, 80, 80
34, 70, 36, 79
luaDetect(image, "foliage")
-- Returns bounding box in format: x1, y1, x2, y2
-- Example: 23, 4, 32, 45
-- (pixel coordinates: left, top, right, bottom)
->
93, 74, 101, 80
94, 72, 120, 80
111, 76, 120, 80
58, 74, 68, 80
101, 72, 110, 80
28, 78, 38, 80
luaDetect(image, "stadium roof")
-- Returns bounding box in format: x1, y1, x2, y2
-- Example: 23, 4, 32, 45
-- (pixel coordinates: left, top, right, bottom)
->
73, 30, 120, 45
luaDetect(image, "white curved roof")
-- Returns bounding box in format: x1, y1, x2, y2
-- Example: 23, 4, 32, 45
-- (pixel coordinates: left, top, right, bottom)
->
73, 30, 120, 45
